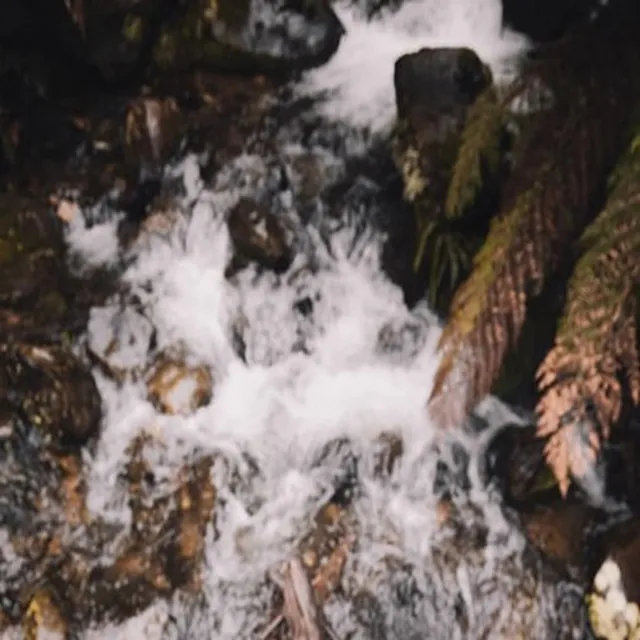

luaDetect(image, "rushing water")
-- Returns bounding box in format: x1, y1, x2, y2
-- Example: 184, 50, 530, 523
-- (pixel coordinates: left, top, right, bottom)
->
11, 1, 591, 638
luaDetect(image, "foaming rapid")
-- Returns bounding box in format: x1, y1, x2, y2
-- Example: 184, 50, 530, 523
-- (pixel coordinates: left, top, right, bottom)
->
65, 151, 542, 638
67, 154, 447, 634
36, 1, 577, 637
300, 0, 530, 131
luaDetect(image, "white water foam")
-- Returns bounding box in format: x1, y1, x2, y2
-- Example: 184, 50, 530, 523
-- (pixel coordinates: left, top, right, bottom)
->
3, 1, 572, 636
59, 146, 556, 637
64, 154, 449, 636
300, 0, 530, 131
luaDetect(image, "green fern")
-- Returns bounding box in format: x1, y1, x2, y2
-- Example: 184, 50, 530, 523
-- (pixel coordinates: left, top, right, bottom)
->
445, 87, 505, 219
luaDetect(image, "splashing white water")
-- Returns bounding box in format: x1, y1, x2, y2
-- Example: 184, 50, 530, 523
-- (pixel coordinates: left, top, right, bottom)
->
65, 147, 542, 638
301, 0, 530, 131
3, 1, 582, 637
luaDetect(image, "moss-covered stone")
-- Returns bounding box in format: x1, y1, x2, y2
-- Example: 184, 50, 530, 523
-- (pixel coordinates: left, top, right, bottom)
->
391, 48, 498, 316
151, 0, 344, 75
0, 342, 102, 449
0, 201, 65, 308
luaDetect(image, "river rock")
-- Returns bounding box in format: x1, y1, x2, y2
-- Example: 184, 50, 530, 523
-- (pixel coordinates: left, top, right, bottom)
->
0, 200, 69, 334
82, 0, 168, 82
226, 197, 293, 274
0, 342, 101, 449
152, 0, 345, 75
485, 423, 558, 505
393, 46, 492, 206
0, 433, 217, 634
347, 0, 405, 18
145, 355, 213, 416
359, 499, 588, 639
124, 95, 182, 182
391, 47, 499, 314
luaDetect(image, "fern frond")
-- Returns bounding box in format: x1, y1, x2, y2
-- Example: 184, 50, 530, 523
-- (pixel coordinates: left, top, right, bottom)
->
535, 143, 640, 495
428, 19, 639, 430
413, 217, 474, 314
444, 87, 505, 219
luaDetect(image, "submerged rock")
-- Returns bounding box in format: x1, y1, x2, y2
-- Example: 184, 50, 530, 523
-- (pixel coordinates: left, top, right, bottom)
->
226, 196, 293, 274
1, 432, 217, 634
145, 354, 213, 416
356, 499, 588, 639
152, 0, 345, 75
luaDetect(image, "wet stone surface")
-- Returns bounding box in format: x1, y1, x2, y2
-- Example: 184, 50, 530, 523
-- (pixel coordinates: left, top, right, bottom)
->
226, 196, 294, 275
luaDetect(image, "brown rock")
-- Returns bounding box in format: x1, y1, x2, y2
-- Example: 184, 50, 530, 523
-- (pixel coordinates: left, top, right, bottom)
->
227, 197, 293, 274
22, 588, 67, 639
124, 95, 181, 179
520, 503, 593, 582
146, 355, 213, 416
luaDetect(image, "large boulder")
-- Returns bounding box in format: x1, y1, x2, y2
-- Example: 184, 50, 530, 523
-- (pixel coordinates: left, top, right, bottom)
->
391, 47, 498, 315
392, 46, 492, 206
151, 0, 345, 75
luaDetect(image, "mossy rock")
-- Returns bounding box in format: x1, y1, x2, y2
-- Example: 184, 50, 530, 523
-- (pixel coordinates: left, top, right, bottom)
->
0, 200, 66, 309
152, 0, 344, 75
391, 48, 501, 314
0, 342, 102, 449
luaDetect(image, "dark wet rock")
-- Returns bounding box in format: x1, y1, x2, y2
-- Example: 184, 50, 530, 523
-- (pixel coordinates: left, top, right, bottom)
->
501, 0, 603, 43
485, 423, 558, 505
226, 197, 293, 274
393, 46, 492, 205
0, 342, 101, 449
520, 503, 595, 585
309, 434, 404, 504
0, 196, 110, 342
369, 432, 404, 478
310, 437, 360, 504
152, 0, 345, 75
346, 0, 405, 19
284, 147, 345, 212
376, 311, 433, 362
124, 95, 182, 181
351, 588, 388, 639
391, 47, 499, 314
484, 423, 624, 587
0, 402, 61, 530
0, 0, 102, 99
601, 424, 640, 516
0, 201, 65, 308
296, 502, 353, 595
358, 499, 589, 639
290, 496, 588, 640
83, 0, 170, 83
1, 435, 217, 634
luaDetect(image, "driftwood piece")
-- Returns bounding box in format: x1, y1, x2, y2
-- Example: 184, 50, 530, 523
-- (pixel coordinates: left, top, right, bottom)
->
261, 557, 340, 640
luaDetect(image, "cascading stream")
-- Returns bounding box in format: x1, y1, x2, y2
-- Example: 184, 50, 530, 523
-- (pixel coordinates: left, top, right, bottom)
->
21, 1, 588, 638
